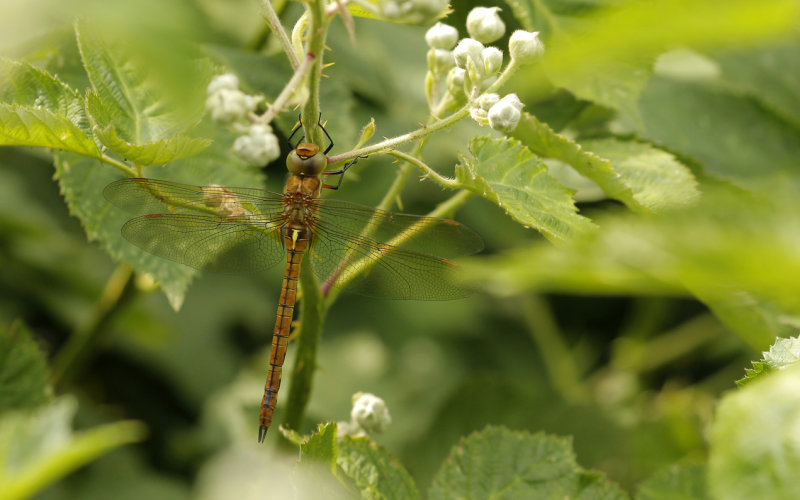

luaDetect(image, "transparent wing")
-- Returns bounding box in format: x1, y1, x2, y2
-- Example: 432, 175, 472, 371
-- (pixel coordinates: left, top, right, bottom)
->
106, 178, 286, 272
104, 178, 285, 216
309, 199, 484, 300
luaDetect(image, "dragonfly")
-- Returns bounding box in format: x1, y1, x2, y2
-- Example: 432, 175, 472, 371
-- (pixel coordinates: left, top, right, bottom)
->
104, 122, 483, 442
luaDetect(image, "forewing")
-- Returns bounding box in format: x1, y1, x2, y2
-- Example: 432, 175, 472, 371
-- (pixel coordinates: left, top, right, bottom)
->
104, 178, 284, 216
309, 199, 483, 300
122, 214, 285, 272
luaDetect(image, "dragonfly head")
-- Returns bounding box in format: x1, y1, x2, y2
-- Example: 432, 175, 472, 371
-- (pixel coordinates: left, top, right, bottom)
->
287, 143, 327, 176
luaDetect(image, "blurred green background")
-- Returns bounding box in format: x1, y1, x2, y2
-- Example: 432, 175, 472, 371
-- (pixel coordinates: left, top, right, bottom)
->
2, 0, 800, 498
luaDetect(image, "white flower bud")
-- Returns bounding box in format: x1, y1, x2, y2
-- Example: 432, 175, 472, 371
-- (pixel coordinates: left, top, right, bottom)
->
488, 93, 523, 132
425, 22, 459, 50
350, 392, 391, 434
207, 73, 239, 96
509, 30, 544, 64
445, 67, 466, 97
466, 7, 505, 44
470, 93, 500, 126
478, 92, 500, 110
481, 47, 503, 75
453, 38, 484, 70
427, 48, 456, 75
380, 0, 400, 18
232, 124, 281, 165
205, 88, 257, 125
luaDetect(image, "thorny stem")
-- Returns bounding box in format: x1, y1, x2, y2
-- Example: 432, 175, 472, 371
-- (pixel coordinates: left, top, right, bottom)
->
300, 0, 330, 145
279, 0, 329, 440
261, 0, 300, 69
51, 264, 138, 387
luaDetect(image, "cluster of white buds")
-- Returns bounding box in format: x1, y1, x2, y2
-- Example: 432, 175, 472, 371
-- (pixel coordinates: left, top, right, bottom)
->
206, 73, 280, 166
378, 0, 448, 24
232, 124, 281, 166
339, 392, 392, 436
205, 74, 257, 125
423, 6, 543, 129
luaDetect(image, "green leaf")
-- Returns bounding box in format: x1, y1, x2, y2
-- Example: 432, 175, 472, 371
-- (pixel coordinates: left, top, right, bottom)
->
428, 426, 626, 500
337, 435, 419, 500
640, 76, 800, 182
76, 23, 209, 164
511, 0, 799, 125
737, 335, 800, 387
577, 138, 699, 211
0, 319, 52, 414
54, 152, 196, 309
86, 91, 211, 166
300, 422, 338, 473
709, 364, 800, 499
635, 463, 709, 500
0, 397, 146, 500
712, 42, 800, 130
0, 104, 101, 158
512, 114, 698, 212
455, 136, 595, 243
0, 59, 87, 130
461, 185, 800, 350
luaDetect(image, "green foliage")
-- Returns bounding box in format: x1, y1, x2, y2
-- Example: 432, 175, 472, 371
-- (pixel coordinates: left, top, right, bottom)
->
0, 397, 146, 500
709, 365, 800, 499
635, 463, 709, 500
2, 0, 800, 498
0, 319, 52, 413
456, 136, 595, 242
737, 335, 800, 386
429, 426, 626, 499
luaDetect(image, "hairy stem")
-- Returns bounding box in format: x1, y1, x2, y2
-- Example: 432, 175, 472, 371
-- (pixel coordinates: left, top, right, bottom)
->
261, 0, 300, 68
301, 0, 330, 144
261, 52, 316, 124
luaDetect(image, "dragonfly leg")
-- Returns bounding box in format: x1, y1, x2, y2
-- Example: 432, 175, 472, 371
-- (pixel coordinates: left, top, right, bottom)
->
288, 114, 304, 149
318, 114, 334, 155
322, 155, 367, 190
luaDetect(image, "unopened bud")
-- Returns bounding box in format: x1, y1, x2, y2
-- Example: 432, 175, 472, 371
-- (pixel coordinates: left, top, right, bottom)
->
427, 48, 456, 75
350, 392, 391, 434
488, 93, 523, 132
453, 38, 484, 70
425, 22, 459, 50
232, 124, 281, 165
466, 7, 505, 44
482, 47, 503, 75
205, 88, 257, 125
207, 73, 239, 96
445, 67, 466, 98
509, 30, 544, 64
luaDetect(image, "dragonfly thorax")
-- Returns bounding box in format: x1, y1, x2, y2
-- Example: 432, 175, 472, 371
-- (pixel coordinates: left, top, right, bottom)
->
287, 144, 327, 176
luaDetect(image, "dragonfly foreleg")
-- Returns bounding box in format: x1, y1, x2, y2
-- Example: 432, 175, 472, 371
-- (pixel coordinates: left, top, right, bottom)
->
322, 155, 367, 190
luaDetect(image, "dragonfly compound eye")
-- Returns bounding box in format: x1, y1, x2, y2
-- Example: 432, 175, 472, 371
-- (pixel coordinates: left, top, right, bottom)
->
286, 145, 327, 176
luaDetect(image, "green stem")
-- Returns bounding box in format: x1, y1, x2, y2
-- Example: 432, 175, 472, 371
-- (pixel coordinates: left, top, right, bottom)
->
281, 254, 326, 439
51, 264, 138, 387
102, 154, 137, 177
520, 294, 588, 403
301, 0, 329, 144
261, 0, 300, 68
388, 149, 459, 189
